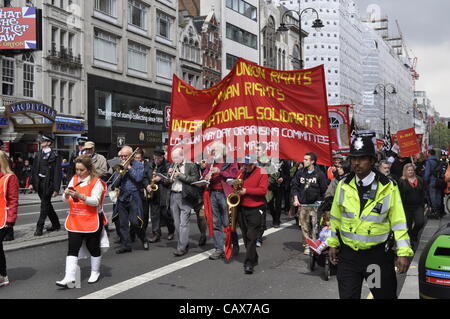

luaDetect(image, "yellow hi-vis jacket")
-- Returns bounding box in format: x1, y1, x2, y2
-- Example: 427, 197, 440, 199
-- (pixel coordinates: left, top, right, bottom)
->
327, 172, 414, 257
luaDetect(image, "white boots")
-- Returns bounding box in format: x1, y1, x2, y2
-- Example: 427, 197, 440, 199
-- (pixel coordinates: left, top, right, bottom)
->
88, 256, 101, 284
56, 255, 102, 288
56, 256, 78, 288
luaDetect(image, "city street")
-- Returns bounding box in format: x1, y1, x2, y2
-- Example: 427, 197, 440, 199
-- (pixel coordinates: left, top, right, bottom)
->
0, 199, 401, 300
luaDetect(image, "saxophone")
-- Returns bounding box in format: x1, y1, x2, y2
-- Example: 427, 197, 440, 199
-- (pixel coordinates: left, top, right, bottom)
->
146, 166, 159, 199
227, 171, 243, 231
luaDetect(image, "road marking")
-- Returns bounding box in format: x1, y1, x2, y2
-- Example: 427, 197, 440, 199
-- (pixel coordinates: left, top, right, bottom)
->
79, 220, 296, 299
19, 203, 113, 217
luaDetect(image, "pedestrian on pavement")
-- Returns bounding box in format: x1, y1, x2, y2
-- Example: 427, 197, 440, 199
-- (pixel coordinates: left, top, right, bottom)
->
145, 149, 175, 243
67, 137, 87, 183
0, 151, 19, 287
292, 152, 328, 255
236, 155, 268, 274
202, 142, 239, 261
22, 159, 32, 194
82, 141, 109, 181
398, 163, 426, 249
328, 130, 413, 299
166, 147, 200, 257
57, 155, 107, 288
31, 134, 62, 236
424, 149, 445, 218
110, 146, 149, 254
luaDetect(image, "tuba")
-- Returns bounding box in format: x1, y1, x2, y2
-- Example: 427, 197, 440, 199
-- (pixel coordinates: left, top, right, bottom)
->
227, 172, 243, 231
146, 166, 159, 199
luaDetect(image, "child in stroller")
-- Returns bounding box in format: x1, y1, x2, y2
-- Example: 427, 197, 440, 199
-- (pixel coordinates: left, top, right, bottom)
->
305, 217, 331, 255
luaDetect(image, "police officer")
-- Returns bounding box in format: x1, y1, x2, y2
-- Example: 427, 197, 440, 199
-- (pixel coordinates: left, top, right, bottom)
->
328, 131, 413, 299
31, 134, 62, 236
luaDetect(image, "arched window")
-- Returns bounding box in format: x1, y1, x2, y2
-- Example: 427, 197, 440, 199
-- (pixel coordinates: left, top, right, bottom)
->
282, 50, 286, 70
292, 45, 300, 69
22, 53, 34, 97
195, 41, 200, 63
263, 16, 276, 68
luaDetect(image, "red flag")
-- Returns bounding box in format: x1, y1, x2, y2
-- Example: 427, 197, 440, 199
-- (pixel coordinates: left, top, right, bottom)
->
223, 226, 232, 260
203, 190, 214, 238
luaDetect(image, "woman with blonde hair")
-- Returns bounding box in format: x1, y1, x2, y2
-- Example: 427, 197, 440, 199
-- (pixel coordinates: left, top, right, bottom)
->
0, 150, 19, 287
398, 163, 426, 249
57, 155, 107, 288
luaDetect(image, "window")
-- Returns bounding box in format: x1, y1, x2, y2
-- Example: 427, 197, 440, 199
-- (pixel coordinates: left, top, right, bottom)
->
157, 12, 172, 39
156, 52, 172, 79
93, 29, 117, 64
51, 79, 58, 109
68, 83, 74, 114
60, 81, 66, 113
2, 58, 14, 96
226, 53, 239, 70
128, 0, 147, 29
226, 0, 257, 21
95, 0, 117, 17
128, 42, 148, 73
23, 54, 34, 98
226, 23, 257, 49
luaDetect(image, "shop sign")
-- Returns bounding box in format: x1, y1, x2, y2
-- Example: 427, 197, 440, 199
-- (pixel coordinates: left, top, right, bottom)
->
0, 117, 8, 127
7, 101, 57, 121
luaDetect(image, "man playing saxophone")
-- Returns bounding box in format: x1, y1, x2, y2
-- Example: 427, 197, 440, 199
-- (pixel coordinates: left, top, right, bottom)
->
203, 145, 239, 260
111, 146, 149, 254
236, 155, 268, 274
144, 149, 174, 243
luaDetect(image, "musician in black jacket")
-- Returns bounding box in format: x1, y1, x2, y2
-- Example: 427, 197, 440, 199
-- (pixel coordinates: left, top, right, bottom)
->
144, 149, 175, 243
31, 134, 62, 236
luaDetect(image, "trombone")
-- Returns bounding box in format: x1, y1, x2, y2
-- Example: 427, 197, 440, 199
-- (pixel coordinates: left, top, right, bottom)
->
108, 147, 140, 203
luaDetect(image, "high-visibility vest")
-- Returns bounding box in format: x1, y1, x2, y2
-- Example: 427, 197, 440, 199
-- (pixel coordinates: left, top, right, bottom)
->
65, 176, 106, 233
327, 172, 414, 257
0, 174, 13, 229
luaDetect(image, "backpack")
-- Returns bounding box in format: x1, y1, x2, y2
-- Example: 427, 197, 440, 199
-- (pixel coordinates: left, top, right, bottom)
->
433, 161, 448, 191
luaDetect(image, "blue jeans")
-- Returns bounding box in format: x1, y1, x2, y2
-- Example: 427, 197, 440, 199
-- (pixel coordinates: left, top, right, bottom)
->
211, 190, 229, 251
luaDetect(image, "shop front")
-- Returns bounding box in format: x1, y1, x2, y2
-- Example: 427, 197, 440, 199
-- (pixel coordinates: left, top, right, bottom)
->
0, 101, 85, 161
88, 74, 168, 159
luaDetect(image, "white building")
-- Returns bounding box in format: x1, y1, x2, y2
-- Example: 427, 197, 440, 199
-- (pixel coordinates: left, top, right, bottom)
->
200, 0, 260, 76
361, 19, 414, 138
279, 0, 364, 108
0, 0, 85, 159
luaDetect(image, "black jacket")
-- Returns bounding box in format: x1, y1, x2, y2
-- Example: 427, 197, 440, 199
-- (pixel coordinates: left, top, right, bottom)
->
164, 162, 200, 206
292, 166, 327, 204
31, 149, 62, 194
144, 159, 170, 207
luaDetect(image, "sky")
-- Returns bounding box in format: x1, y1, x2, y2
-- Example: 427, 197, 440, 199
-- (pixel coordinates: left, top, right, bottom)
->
357, 0, 450, 117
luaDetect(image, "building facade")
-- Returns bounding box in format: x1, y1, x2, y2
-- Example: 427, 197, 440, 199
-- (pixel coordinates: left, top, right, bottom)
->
84, 0, 177, 157
200, 0, 260, 76
178, 13, 202, 88
0, 0, 85, 160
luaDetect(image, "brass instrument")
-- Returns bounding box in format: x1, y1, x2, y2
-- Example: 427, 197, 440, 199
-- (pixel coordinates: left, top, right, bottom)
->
168, 163, 180, 182
113, 147, 140, 176
109, 147, 140, 203
227, 172, 243, 231
146, 166, 159, 199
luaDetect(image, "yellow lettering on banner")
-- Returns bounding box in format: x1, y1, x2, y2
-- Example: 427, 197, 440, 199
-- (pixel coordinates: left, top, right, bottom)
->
202, 106, 255, 129
255, 107, 323, 129
212, 83, 241, 108
269, 71, 313, 86
177, 81, 198, 96
236, 62, 266, 79
171, 119, 203, 133
242, 82, 285, 102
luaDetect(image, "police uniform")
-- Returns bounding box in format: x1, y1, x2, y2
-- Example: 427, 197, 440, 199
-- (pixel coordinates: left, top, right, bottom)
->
32, 135, 62, 236
328, 131, 414, 299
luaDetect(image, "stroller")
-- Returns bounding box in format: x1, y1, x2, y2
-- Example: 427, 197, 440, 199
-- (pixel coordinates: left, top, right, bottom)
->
306, 207, 337, 281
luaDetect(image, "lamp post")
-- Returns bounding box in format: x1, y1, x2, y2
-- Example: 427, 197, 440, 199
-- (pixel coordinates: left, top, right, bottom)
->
373, 83, 397, 138
277, 7, 324, 69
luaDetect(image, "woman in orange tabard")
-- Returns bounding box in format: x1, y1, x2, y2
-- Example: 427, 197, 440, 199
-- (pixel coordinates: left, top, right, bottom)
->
56, 155, 106, 288
0, 151, 19, 288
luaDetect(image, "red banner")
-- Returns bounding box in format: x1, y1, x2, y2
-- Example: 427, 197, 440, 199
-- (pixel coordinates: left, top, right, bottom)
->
328, 105, 350, 155
376, 139, 384, 151
397, 128, 421, 157
0, 7, 38, 50
169, 58, 332, 166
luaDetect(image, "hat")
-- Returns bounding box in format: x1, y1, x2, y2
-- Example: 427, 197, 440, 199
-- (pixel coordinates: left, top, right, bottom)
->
40, 134, 54, 143
154, 148, 165, 156
349, 130, 377, 158
82, 141, 95, 150
77, 137, 88, 146
244, 154, 257, 165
